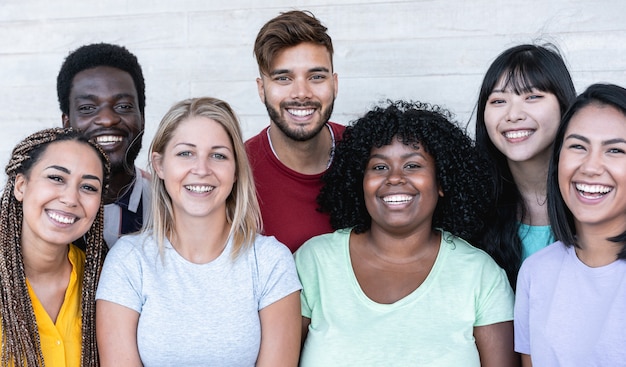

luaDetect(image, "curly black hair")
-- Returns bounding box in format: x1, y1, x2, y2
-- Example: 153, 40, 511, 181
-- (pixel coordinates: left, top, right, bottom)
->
56, 42, 146, 117
319, 100, 494, 243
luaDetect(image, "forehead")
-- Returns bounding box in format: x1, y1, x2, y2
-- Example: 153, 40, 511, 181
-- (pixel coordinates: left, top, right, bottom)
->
271, 42, 332, 71
168, 116, 233, 148
32, 140, 103, 176
70, 66, 138, 98
370, 138, 429, 158
567, 104, 626, 136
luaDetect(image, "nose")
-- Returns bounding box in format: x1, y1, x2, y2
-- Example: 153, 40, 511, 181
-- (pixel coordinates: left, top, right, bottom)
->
191, 157, 212, 176
291, 77, 312, 100
59, 187, 79, 207
94, 105, 121, 127
579, 150, 604, 177
505, 99, 526, 123
386, 166, 406, 185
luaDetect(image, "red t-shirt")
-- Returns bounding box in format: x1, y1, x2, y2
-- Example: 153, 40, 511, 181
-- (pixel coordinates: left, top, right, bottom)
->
245, 122, 345, 252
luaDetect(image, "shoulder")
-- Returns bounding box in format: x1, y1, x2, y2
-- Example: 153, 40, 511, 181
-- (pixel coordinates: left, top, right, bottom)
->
107, 232, 156, 260
295, 229, 350, 264
328, 121, 346, 137
244, 127, 269, 150
519, 241, 568, 276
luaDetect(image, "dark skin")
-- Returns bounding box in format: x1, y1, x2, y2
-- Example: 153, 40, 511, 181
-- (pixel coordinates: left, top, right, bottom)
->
302, 140, 519, 366
62, 66, 144, 205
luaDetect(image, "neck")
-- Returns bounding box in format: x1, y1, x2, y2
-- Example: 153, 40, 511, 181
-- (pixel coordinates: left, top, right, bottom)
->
22, 239, 70, 279
575, 223, 624, 267
361, 225, 440, 262
267, 123, 334, 174
170, 211, 231, 264
105, 166, 137, 204
508, 157, 550, 225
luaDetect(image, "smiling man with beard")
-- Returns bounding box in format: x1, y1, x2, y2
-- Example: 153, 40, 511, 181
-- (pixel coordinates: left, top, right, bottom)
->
246, 10, 345, 252
57, 43, 151, 248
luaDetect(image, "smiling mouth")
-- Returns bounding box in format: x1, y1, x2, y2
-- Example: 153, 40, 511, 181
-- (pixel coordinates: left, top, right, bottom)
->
575, 183, 613, 199
95, 135, 124, 146
47, 211, 78, 224
503, 130, 533, 139
185, 185, 215, 193
287, 109, 315, 117
382, 194, 414, 204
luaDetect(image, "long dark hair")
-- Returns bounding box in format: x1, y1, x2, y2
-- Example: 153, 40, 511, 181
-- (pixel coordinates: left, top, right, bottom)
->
473, 44, 576, 288
548, 83, 626, 260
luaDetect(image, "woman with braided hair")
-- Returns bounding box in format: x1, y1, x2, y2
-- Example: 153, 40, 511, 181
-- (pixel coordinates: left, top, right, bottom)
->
0, 127, 109, 367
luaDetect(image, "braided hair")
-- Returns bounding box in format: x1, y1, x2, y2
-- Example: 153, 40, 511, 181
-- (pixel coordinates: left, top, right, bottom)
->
0, 127, 109, 366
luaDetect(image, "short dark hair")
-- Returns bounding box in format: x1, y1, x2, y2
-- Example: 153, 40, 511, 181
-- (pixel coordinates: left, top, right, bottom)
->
319, 100, 494, 242
57, 43, 146, 117
548, 83, 626, 260
254, 10, 333, 76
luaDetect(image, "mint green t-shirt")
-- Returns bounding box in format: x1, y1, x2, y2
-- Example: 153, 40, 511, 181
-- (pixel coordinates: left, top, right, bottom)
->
518, 223, 555, 261
295, 228, 514, 367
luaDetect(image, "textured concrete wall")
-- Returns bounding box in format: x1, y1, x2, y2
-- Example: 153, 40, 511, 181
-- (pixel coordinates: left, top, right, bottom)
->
1, 0, 625, 171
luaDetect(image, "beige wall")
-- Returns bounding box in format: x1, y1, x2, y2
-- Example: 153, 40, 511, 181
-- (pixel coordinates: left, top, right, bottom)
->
1, 0, 625, 170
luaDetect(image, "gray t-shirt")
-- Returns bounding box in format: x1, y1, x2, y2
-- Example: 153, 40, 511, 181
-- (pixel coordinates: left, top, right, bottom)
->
96, 232, 301, 366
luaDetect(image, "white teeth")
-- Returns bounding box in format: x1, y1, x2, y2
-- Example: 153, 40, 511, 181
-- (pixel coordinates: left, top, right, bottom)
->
382, 194, 413, 204
287, 109, 314, 117
185, 185, 214, 193
96, 136, 123, 145
48, 211, 76, 224
504, 130, 533, 139
576, 183, 612, 194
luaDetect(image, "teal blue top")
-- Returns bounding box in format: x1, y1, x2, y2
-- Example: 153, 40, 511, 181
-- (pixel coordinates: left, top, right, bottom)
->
518, 223, 555, 261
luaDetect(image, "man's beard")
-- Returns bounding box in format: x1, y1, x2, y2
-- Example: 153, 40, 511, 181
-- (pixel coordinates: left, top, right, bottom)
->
265, 100, 334, 142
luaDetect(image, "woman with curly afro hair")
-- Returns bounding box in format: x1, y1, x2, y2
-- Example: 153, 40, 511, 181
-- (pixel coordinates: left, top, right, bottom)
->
295, 100, 517, 367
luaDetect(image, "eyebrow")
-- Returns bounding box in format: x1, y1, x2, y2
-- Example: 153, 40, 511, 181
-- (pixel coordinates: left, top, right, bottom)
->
174, 142, 233, 151
269, 66, 331, 76
369, 151, 425, 160
565, 134, 626, 145
46, 165, 102, 183
74, 93, 136, 101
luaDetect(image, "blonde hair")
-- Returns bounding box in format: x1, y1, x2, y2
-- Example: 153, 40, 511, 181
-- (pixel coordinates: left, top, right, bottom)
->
146, 97, 261, 258
0, 127, 109, 366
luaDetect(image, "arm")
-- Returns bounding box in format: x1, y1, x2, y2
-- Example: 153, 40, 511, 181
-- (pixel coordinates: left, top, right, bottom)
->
474, 321, 519, 367
301, 316, 311, 347
96, 300, 143, 367
521, 354, 532, 367
256, 291, 301, 367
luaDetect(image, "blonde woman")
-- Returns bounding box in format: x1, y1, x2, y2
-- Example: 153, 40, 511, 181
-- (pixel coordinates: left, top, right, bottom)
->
96, 97, 302, 366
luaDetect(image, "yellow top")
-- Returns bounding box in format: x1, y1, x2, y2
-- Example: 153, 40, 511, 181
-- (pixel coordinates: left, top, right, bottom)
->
26, 244, 84, 367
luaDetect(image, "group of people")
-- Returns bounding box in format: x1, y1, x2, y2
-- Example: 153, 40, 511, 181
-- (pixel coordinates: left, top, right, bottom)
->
1, 8, 625, 367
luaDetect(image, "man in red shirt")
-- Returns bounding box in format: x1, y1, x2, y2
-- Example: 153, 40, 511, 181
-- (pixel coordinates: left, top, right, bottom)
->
246, 10, 344, 252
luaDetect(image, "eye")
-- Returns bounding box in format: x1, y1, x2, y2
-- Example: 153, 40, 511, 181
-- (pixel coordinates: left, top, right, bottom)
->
310, 74, 327, 81
527, 94, 543, 101
567, 144, 585, 151
176, 151, 192, 157
273, 75, 291, 83
211, 152, 227, 160
115, 103, 135, 111
48, 175, 64, 183
81, 184, 100, 193
405, 163, 421, 169
488, 98, 505, 105
77, 105, 96, 114
608, 147, 625, 154
371, 164, 388, 171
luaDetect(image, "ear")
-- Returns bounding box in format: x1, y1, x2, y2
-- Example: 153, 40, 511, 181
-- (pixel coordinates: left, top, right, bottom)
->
333, 72, 338, 97
438, 186, 444, 198
151, 152, 165, 179
62, 114, 70, 128
13, 173, 26, 202
256, 76, 266, 104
